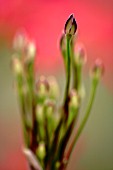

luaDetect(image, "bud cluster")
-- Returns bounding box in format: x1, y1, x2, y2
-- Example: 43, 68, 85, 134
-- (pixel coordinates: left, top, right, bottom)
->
11, 14, 104, 170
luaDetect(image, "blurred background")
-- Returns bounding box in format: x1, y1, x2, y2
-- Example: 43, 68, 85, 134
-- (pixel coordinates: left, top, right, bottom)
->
0, 0, 113, 170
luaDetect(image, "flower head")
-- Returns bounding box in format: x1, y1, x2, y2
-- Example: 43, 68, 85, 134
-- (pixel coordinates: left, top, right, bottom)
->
64, 14, 77, 35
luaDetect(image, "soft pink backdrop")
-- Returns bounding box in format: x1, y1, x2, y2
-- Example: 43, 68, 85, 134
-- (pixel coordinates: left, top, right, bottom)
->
0, 0, 113, 87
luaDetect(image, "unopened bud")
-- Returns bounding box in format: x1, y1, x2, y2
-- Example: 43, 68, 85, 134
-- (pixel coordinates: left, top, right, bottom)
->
60, 33, 66, 53
13, 31, 28, 51
47, 76, 59, 100
36, 76, 49, 99
75, 43, 87, 65
64, 14, 77, 35
55, 161, 60, 169
25, 41, 36, 61
69, 89, 79, 108
36, 142, 46, 160
36, 105, 44, 122
91, 59, 104, 79
68, 89, 79, 126
11, 56, 23, 74
45, 99, 55, 117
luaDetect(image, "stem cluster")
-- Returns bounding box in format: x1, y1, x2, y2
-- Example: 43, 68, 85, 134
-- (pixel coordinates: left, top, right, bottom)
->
11, 14, 103, 170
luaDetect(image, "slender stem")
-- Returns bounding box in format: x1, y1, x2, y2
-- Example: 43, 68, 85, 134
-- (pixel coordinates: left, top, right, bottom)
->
17, 74, 29, 146
63, 35, 71, 107
29, 63, 38, 154
70, 38, 78, 90
76, 64, 82, 92
66, 78, 99, 162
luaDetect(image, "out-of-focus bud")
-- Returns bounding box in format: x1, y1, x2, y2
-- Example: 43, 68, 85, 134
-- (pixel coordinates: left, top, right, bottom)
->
55, 161, 60, 169
68, 89, 79, 126
36, 142, 46, 160
11, 55, 23, 74
13, 31, 28, 52
47, 76, 59, 100
60, 33, 66, 54
64, 14, 77, 35
36, 105, 44, 122
91, 59, 104, 79
36, 76, 49, 100
75, 43, 87, 65
44, 99, 55, 118
69, 89, 79, 109
25, 41, 36, 62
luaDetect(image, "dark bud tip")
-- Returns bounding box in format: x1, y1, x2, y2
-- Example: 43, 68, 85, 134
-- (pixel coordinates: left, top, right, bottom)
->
64, 14, 73, 33
64, 14, 77, 35
69, 18, 77, 35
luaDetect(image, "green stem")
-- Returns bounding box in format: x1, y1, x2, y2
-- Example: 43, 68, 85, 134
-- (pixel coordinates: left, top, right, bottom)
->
70, 38, 78, 90
70, 37, 82, 92
63, 35, 71, 106
66, 78, 99, 163
17, 74, 29, 146
76, 64, 82, 92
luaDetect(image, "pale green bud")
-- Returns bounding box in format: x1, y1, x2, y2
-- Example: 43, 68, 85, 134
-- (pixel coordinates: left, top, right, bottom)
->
75, 43, 87, 65
11, 55, 23, 74
69, 89, 79, 109
36, 142, 46, 160
55, 161, 60, 169
68, 89, 79, 126
60, 33, 66, 54
44, 99, 55, 118
36, 76, 49, 100
25, 41, 36, 61
91, 59, 104, 80
36, 105, 44, 122
13, 31, 28, 51
47, 76, 59, 100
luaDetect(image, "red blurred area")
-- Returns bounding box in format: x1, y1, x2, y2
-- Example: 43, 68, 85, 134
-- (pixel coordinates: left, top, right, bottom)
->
0, 1, 113, 169
0, 0, 113, 76
0, 150, 27, 170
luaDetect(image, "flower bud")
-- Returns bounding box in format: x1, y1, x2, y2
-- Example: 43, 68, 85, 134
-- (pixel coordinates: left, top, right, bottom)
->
55, 161, 60, 169
69, 89, 79, 109
36, 142, 46, 160
44, 99, 55, 118
36, 76, 49, 100
11, 55, 23, 74
47, 76, 59, 100
13, 31, 28, 51
36, 105, 44, 122
60, 33, 66, 53
75, 43, 87, 65
64, 14, 77, 35
25, 41, 36, 61
91, 59, 104, 79
67, 89, 79, 126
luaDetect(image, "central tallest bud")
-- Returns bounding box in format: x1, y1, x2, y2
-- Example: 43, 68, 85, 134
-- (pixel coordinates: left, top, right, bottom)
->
64, 14, 77, 35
